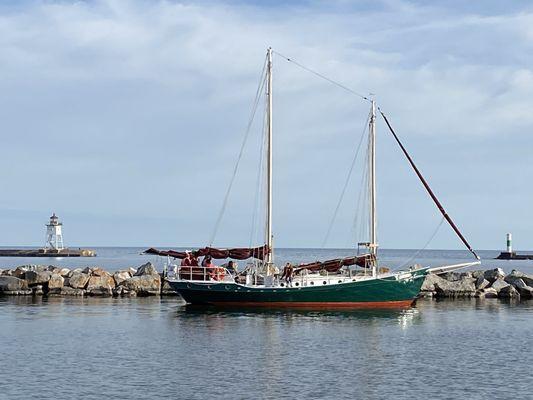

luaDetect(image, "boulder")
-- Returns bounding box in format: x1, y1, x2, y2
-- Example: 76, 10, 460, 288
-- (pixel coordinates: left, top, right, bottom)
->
47, 266, 62, 274
507, 278, 533, 299
484, 268, 505, 283
134, 262, 158, 276
0, 276, 29, 293
161, 280, 178, 296
60, 287, 85, 296
68, 272, 90, 289
91, 267, 111, 277
432, 274, 476, 298
12, 266, 29, 279
475, 277, 490, 290
114, 285, 137, 297
86, 275, 115, 296
47, 273, 64, 294
442, 271, 472, 282
58, 268, 71, 277
82, 267, 110, 277
498, 285, 520, 300
1, 269, 12, 276
128, 267, 137, 275
122, 274, 161, 296
68, 268, 83, 277
113, 270, 132, 286
490, 278, 510, 293
471, 270, 485, 279
421, 273, 439, 292
481, 287, 498, 298
25, 270, 52, 286
29, 265, 47, 272
505, 270, 533, 288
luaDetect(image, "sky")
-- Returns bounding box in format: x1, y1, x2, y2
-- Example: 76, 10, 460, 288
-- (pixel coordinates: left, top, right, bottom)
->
1, 0, 533, 250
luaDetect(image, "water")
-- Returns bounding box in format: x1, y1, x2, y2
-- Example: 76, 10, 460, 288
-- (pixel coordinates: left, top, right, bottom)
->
0, 296, 532, 400
2, 247, 533, 274
1, 248, 533, 399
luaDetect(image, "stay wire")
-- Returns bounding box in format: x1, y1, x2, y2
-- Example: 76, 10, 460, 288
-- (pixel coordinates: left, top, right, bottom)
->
209, 57, 268, 246
273, 51, 371, 102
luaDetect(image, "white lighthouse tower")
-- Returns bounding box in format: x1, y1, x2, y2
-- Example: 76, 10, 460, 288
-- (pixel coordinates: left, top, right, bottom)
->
45, 213, 64, 251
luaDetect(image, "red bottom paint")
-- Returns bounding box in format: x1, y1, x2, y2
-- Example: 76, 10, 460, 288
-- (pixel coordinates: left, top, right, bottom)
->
208, 299, 415, 309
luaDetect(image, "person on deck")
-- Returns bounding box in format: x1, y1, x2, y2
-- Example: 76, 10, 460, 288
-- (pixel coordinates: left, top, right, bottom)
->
190, 254, 199, 266
181, 251, 194, 266
226, 260, 237, 274
281, 262, 294, 286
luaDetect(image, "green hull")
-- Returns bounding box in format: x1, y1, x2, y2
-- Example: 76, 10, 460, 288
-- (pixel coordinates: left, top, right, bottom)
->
168, 269, 428, 308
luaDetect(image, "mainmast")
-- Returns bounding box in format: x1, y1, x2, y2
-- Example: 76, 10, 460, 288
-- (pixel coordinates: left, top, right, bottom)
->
369, 100, 378, 277
265, 47, 273, 267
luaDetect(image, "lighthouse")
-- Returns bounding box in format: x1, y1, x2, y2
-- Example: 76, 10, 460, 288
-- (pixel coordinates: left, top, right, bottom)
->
45, 213, 64, 251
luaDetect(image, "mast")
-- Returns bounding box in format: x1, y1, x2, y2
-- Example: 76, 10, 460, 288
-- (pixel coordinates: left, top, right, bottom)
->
265, 47, 273, 267
369, 100, 378, 277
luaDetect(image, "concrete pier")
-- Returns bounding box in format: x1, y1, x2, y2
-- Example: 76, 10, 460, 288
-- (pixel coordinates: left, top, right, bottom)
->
0, 248, 96, 257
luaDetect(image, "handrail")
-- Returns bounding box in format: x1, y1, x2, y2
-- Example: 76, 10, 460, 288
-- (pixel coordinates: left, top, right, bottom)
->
170, 265, 235, 282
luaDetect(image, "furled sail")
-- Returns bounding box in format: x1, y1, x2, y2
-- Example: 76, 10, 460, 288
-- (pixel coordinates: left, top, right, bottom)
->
144, 245, 270, 261
293, 253, 374, 274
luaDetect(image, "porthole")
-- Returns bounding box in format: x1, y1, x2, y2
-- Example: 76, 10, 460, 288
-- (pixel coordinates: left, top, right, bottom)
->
310, 281, 314, 285
207, 285, 211, 290
187, 284, 191, 288
352, 279, 356, 282
338, 280, 342, 284
225, 286, 230, 290
280, 283, 284, 287
323, 281, 327, 285
295, 282, 299, 287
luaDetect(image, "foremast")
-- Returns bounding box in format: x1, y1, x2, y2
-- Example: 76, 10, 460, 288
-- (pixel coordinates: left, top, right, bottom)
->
265, 47, 274, 268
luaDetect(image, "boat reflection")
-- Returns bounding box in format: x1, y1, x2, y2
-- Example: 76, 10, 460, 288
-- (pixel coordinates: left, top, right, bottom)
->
176, 303, 421, 324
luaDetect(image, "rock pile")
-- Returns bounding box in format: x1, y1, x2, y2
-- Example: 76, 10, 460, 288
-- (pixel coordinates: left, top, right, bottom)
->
421, 268, 533, 300
0, 262, 176, 297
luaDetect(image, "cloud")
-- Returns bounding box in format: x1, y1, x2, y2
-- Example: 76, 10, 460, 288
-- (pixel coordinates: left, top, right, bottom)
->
0, 0, 532, 250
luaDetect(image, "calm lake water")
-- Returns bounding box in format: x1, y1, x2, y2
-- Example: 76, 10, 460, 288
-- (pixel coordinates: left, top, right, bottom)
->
1, 248, 533, 399
0, 297, 532, 400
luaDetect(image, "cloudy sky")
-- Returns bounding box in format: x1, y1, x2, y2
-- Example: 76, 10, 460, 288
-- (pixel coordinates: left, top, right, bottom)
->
1, 0, 532, 251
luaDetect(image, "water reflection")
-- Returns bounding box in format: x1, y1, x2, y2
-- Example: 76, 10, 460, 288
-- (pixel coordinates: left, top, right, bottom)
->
176, 303, 420, 323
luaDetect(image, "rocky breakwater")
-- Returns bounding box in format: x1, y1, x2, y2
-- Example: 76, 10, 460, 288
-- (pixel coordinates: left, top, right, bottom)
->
421, 268, 533, 300
0, 262, 177, 297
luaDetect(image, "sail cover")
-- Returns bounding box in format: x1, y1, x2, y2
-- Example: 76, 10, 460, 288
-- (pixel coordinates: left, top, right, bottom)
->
293, 253, 374, 274
144, 245, 270, 261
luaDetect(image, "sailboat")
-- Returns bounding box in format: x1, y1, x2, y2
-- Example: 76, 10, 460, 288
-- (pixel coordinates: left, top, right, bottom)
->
146, 48, 480, 308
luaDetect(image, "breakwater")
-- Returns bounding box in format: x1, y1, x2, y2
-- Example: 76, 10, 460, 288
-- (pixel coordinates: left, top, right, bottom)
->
0, 262, 177, 297
421, 268, 533, 300
1, 264, 533, 300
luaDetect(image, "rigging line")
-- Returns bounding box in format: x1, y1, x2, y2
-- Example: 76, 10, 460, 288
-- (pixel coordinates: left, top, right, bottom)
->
322, 111, 371, 248
249, 96, 268, 247
209, 57, 268, 246
378, 108, 480, 260
272, 51, 371, 102
351, 138, 370, 247
395, 216, 445, 271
